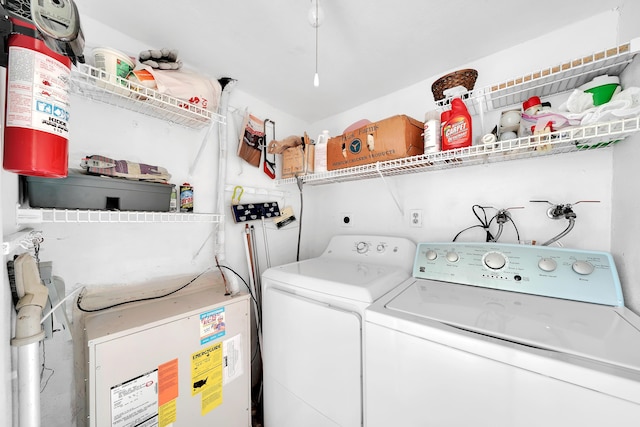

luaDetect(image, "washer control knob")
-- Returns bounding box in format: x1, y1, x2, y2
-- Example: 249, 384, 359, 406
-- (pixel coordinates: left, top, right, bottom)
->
446, 251, 459, 263
538, 257, 557, 272
376, 243, 386, 253
484, 252, 506, 270
356, 241, 369, 254
572, 260, 595, 275
425, 250, 438, 261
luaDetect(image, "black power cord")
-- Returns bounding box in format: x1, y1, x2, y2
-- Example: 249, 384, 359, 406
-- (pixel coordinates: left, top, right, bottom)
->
76, 264, 258, 314
296, 176, 304, 262
453, 205, 521, 243
453, 205, 495, 242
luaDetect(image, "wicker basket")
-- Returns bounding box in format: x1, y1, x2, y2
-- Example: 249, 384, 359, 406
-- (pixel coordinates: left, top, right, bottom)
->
431, 69, 478, 101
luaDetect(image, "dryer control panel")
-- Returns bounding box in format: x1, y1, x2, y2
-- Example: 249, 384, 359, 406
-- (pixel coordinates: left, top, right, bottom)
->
321, 235, 417, 270
412, 242, 624, 306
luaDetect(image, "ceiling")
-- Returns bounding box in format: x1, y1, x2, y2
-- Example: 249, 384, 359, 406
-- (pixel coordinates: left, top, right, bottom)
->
73, 0, 623, 123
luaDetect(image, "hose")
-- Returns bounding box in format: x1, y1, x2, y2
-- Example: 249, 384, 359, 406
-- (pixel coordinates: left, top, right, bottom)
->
541, 217, 575, 246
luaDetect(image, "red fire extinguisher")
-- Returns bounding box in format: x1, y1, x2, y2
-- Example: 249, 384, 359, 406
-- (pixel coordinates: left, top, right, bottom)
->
1, 1, 85, 178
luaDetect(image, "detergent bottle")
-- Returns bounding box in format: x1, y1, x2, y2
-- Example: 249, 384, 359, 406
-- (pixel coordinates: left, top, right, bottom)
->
314, 130, 330, 173
442, 98, 472, 150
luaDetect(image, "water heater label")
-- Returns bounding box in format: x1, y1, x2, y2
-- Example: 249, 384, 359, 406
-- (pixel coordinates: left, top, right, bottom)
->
191, 343, 224, 415
110, 369, 159, 427
223, 334, 244, 385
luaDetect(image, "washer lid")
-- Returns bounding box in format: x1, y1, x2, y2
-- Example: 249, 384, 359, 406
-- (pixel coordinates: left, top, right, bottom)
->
385, 279, 640, 370
263, 258, 410, 302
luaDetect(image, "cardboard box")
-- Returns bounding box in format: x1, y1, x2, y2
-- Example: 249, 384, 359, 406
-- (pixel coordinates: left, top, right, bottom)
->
327, 115, 424, 170
282, 144, 314, 179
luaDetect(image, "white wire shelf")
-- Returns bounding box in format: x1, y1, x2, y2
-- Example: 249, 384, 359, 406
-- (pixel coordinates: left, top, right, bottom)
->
277, 117, 640, 186
436, 39, 639, 115
16, 207, 223, 225
69, 64, 226, 129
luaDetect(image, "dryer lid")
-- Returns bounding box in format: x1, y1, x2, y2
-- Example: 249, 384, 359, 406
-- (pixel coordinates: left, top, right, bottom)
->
385, 279, 640, 371
263, 257, 410, 302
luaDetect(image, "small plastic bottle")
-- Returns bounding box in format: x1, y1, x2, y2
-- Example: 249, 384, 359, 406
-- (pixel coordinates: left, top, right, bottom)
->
314, 130, 330, 172
169, 185, 178, 212
423, 110, 441, 153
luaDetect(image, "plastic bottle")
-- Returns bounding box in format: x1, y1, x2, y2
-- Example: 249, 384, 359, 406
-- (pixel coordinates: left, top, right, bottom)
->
170, 185, 178, 212
441, 98, 472, 150
423, 110, 441, 153
180, 183, 194, 212
314, 130, 330, 172
440, 110, 451, 143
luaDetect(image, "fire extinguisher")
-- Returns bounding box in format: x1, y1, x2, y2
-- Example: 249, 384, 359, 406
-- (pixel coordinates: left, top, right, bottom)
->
1, 0, 84, 178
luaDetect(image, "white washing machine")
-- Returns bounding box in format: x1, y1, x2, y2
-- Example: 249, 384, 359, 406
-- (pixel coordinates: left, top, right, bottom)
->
261, 234, 416, 427
364, 242, 640, 427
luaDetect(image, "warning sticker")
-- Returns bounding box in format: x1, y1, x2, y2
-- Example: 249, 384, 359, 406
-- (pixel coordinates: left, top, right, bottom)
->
6, 46, 70, 137
223, 334, 244, 385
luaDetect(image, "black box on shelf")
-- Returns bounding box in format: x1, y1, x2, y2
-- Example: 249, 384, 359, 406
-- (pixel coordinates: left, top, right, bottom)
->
24, 170, 172, 212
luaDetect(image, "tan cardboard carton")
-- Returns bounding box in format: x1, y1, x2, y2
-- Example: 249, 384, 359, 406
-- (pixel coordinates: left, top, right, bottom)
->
282, 144, 314, 179
327, 115, 424, 170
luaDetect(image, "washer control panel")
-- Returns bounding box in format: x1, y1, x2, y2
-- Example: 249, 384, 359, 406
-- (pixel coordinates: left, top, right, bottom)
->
412, 242, 623, 306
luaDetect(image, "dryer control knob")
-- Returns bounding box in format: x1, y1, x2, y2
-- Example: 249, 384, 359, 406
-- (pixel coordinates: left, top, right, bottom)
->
572, 260, 595, 275
376, 243, 386, 253
356, 241, 369, 254
538, 257, 557, 272
446, 251, 459, 263
484, 252, 506, 270
425, 250, 438, 261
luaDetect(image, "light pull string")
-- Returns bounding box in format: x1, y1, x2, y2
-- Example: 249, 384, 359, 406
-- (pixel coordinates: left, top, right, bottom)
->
313, 0, 319, 87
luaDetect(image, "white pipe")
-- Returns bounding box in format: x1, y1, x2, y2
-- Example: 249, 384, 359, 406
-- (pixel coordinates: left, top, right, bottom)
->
215, 78, 237, 263
17, 343, 39, 427
214, 79, 239, 294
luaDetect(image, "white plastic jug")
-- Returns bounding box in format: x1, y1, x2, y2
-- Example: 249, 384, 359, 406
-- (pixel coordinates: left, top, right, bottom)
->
314, 130, 330, 173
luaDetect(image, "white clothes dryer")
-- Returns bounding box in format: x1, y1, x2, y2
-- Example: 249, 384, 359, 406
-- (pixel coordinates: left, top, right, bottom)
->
262, 235, 416, 427
364, 242, 640, 427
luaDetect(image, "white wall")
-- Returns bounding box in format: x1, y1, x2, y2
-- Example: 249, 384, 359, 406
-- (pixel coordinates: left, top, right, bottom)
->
611, 0, 640, 312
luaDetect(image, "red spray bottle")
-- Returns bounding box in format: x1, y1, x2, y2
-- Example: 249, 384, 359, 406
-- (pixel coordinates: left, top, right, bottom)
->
441, 98, 472, 150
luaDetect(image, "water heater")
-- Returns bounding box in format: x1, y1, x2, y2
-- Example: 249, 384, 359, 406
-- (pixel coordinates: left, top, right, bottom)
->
79, 275, 251, 427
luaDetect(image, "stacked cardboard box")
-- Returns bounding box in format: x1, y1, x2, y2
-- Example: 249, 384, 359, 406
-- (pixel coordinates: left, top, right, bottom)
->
327, 115, 424, 170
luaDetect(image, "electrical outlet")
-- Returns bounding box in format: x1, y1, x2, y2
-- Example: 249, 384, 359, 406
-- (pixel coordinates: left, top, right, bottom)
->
409, 209, 423, 227
340, 212, 353, 227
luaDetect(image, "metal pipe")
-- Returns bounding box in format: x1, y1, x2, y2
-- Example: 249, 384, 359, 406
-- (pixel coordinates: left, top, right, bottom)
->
17, 342, 39, 427
11, 253, 48, 427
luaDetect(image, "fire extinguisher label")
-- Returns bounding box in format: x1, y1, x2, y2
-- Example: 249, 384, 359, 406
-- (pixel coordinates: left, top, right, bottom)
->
6, 46, 70, 137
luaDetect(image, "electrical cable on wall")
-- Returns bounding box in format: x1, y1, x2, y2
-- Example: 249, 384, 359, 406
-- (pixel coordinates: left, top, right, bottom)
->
296, 176, 304, 261
76, 269, 211, 313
